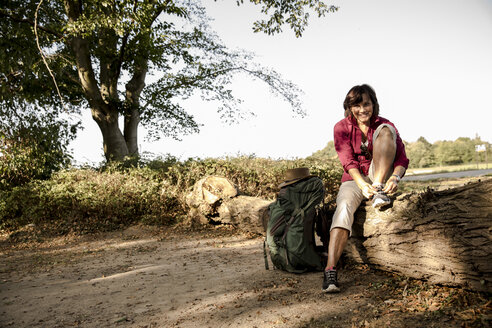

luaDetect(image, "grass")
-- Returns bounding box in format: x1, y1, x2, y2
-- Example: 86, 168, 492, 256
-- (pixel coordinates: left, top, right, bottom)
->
398, 175, 491, 193
406, 163, 491, 176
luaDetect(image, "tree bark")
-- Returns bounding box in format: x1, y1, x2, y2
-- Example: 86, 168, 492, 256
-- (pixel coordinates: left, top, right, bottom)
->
185, 176, 271, 234
91, 107, 128, 162
215, 196, 271, 234
124, 61, 147, 156
342, 179, 492, 292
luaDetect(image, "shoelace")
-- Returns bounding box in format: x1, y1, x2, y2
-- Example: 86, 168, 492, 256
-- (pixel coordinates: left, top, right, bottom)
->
325, 270, 337, 281
374, 184, 383, 191
373, 184, 386, 195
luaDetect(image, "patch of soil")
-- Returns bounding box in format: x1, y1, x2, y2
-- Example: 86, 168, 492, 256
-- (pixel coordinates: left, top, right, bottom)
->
0, 225, 490, 328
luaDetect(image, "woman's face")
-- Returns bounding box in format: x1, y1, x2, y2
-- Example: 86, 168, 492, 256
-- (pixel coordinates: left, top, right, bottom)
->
350, 93, 373, 126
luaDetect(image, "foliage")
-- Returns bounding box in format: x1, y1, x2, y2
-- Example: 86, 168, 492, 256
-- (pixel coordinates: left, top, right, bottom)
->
162, 155, 342, 202
0, 168, 179, 233
239, 0, 338, 37
307, 140, 337, 161
405, 137, 434, 168
0, 0, 334, 161
311, 136, 492, 169
0, 156, 342, 233
0, 104, 79, 190
407, 136, 491, 168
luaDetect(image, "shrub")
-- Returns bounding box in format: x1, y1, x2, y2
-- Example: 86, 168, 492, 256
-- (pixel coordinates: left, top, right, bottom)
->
0, 156, 343, 233
0, 168, 182, 233
0, 115, 77, 190
152, 155, 343, 205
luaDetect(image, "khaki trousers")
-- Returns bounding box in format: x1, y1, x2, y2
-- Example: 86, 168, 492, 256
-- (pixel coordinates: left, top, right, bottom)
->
331, 124, 396, 235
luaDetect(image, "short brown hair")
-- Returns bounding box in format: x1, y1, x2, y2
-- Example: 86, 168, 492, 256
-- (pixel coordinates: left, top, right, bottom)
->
343, 84, 380, 118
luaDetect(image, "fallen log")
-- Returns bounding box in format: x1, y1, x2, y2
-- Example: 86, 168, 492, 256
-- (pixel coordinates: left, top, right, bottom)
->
215, 196, 271, 234
344, 179, 492, 292
187, 176, 491, 291
185, 176, 271, 234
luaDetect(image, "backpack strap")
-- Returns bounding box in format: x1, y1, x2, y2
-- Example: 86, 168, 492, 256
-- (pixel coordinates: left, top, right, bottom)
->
300, 192, 323, 216
263, 237, 270, 270
281, 214, 297, 267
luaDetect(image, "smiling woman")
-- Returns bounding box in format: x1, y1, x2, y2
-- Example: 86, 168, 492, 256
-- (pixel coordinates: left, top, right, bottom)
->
323, 84, 409, 293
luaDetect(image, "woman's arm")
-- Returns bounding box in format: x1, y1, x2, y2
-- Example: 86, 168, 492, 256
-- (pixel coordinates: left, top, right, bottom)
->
348, 168, 376, 199
383, 165, 406, 194
334, 122, 360, 173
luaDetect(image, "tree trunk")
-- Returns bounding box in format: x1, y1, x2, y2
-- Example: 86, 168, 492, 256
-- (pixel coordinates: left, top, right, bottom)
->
215, 196, 271, 234
342, 179, 492, 292
65, 0, 142, 162
123, 108, 140, 156
91, 106, 129, 162
185, 176, 271, 233
124, 61, 147, 157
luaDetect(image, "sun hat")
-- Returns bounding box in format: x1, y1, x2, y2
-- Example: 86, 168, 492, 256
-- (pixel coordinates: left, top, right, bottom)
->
278, 167, 315, 188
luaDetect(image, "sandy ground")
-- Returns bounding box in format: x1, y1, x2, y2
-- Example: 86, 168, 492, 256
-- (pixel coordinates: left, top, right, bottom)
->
0, 225, 487, 328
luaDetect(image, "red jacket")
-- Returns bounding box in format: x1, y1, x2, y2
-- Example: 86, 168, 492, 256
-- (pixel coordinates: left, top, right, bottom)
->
334, 115, 409, 183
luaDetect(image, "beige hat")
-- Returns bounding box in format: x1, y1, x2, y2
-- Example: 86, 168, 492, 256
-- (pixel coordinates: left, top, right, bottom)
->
278, 167, 314, 188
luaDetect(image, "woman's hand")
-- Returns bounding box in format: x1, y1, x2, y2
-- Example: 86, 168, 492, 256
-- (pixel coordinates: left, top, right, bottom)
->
359, 181, 376, 199
383, 175, 399, 194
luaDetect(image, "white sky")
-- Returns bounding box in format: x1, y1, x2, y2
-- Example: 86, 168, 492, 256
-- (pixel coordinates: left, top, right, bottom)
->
70, 0, 492, 164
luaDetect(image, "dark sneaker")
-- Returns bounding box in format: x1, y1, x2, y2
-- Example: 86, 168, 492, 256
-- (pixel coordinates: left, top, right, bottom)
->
372, 185, 391, 209
322, 269, 340, 293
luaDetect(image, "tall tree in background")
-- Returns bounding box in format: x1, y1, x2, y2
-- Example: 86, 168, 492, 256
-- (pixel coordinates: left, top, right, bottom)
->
406, 136, 434, 168
308, 140, 337, 161
403, 136, 490, 168
1, 0, 337, 161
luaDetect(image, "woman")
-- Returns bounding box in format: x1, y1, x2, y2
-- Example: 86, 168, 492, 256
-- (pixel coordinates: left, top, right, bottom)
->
323, 84, 409, 293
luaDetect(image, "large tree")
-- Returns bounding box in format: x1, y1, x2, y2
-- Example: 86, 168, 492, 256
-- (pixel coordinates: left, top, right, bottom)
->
0, 0, 337, 161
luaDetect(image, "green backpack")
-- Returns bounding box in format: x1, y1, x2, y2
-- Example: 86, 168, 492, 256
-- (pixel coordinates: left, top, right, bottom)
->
264, 176, 325, 273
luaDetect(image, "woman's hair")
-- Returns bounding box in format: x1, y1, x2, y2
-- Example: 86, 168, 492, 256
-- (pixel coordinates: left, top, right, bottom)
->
343, 84, 380, 118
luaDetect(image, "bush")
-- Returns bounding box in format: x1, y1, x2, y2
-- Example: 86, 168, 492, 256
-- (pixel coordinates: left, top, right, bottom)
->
0, 115, 77, 190
0, 168, 181, 233
0, 156, 343, 233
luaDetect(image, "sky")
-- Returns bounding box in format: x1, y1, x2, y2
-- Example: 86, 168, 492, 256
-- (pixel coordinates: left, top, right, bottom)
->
70, 0, 492, 165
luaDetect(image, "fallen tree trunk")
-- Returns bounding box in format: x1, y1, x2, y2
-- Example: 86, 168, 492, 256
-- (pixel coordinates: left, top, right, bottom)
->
185, 176, 271, 234
215, 196, 271, 234
345, 179, 492, 292
187, 176, 491, 292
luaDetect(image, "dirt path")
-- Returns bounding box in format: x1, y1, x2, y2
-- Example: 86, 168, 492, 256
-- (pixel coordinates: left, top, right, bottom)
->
0, 226, 488, 328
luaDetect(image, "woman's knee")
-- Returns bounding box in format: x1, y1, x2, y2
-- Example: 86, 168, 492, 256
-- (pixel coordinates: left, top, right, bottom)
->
374, 124, 396, 143
375, 127, 395, 143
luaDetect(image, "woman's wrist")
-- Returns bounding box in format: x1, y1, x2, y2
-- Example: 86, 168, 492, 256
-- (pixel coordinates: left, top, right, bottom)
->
355, 178, 369, 189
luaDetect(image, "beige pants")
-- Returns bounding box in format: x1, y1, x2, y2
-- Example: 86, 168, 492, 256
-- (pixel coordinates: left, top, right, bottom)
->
331, 124, 396, 236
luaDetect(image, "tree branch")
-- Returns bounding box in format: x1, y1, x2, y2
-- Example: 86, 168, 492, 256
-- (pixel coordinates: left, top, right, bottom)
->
115, 32, 129, 82
0, 9, 64, 39
34, 0, 67, 112
63, 0, 107, 113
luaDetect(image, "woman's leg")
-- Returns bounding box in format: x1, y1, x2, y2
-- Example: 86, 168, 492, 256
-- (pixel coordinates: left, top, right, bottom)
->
326, 181, 364, 269
323, 181, 364, 292
326, 228, 349, 269
371, 125, 396, 185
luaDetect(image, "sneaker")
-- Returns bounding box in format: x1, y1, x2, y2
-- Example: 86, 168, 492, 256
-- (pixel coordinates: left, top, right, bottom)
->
372, 185, 391, 209
322, 269, 340, 293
